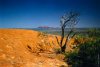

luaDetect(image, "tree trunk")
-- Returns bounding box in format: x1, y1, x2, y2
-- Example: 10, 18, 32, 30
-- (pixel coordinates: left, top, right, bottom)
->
61, 44, 66, 53
60, 27, 64, 47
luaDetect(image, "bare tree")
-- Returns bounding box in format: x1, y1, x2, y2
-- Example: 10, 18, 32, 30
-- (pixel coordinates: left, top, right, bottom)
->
56, 11, 79, 53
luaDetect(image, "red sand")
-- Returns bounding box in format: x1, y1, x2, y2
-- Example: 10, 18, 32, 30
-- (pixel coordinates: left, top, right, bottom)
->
0, 29, 68, 67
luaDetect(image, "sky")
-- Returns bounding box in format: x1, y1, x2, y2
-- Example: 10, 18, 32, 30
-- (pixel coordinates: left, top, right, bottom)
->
0, 0, 100, 28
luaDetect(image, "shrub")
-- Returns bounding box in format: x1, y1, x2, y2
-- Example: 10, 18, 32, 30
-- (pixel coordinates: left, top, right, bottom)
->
65, 39, 100, 67
87, 28, 100, 38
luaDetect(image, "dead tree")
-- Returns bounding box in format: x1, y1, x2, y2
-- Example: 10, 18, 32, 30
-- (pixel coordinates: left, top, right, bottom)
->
56, 11, 79, 53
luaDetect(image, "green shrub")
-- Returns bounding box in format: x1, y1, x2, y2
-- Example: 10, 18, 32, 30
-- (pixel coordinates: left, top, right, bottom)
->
87, 28, 100, 38
65, 39, 100, 67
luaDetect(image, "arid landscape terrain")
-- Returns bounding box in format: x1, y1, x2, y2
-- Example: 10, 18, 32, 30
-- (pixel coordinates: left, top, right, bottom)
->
0, 28, 100, 67
0, 0, 100, 67
0, 29, 72, 67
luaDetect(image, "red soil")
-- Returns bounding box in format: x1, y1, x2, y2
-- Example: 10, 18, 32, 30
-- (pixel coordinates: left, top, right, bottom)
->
0, 29, 68, 67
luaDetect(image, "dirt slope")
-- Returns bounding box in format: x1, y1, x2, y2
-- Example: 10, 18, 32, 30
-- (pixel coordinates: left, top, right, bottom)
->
0, 29, 68, 67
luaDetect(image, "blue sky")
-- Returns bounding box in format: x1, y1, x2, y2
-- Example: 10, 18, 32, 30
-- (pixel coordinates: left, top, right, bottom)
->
0, 0, 100, 28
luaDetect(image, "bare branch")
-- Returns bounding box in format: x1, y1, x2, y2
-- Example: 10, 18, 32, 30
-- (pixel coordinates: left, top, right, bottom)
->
71, 32, 76, 38
58, 11, 79, 53
65, 29, 73, 44
62, 12, 79, 28
60, 26, 65, 47
55, 36, 60, 46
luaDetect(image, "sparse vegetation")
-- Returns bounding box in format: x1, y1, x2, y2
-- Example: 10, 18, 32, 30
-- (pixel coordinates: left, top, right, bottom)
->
87, 28, 100, 38
54, 48, 62, 54
55, 11, 79, 53
65, 39, 100, 67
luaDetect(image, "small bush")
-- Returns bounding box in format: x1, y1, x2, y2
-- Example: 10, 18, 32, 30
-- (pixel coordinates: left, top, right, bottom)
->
65, 39, 100, 67
54, 48, 62, 54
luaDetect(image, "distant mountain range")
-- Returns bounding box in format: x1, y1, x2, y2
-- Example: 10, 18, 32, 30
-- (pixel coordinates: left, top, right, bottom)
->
37, 26, 58, 29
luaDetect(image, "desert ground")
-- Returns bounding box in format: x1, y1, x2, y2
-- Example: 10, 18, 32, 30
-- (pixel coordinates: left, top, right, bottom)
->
0, 29, 75, 67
